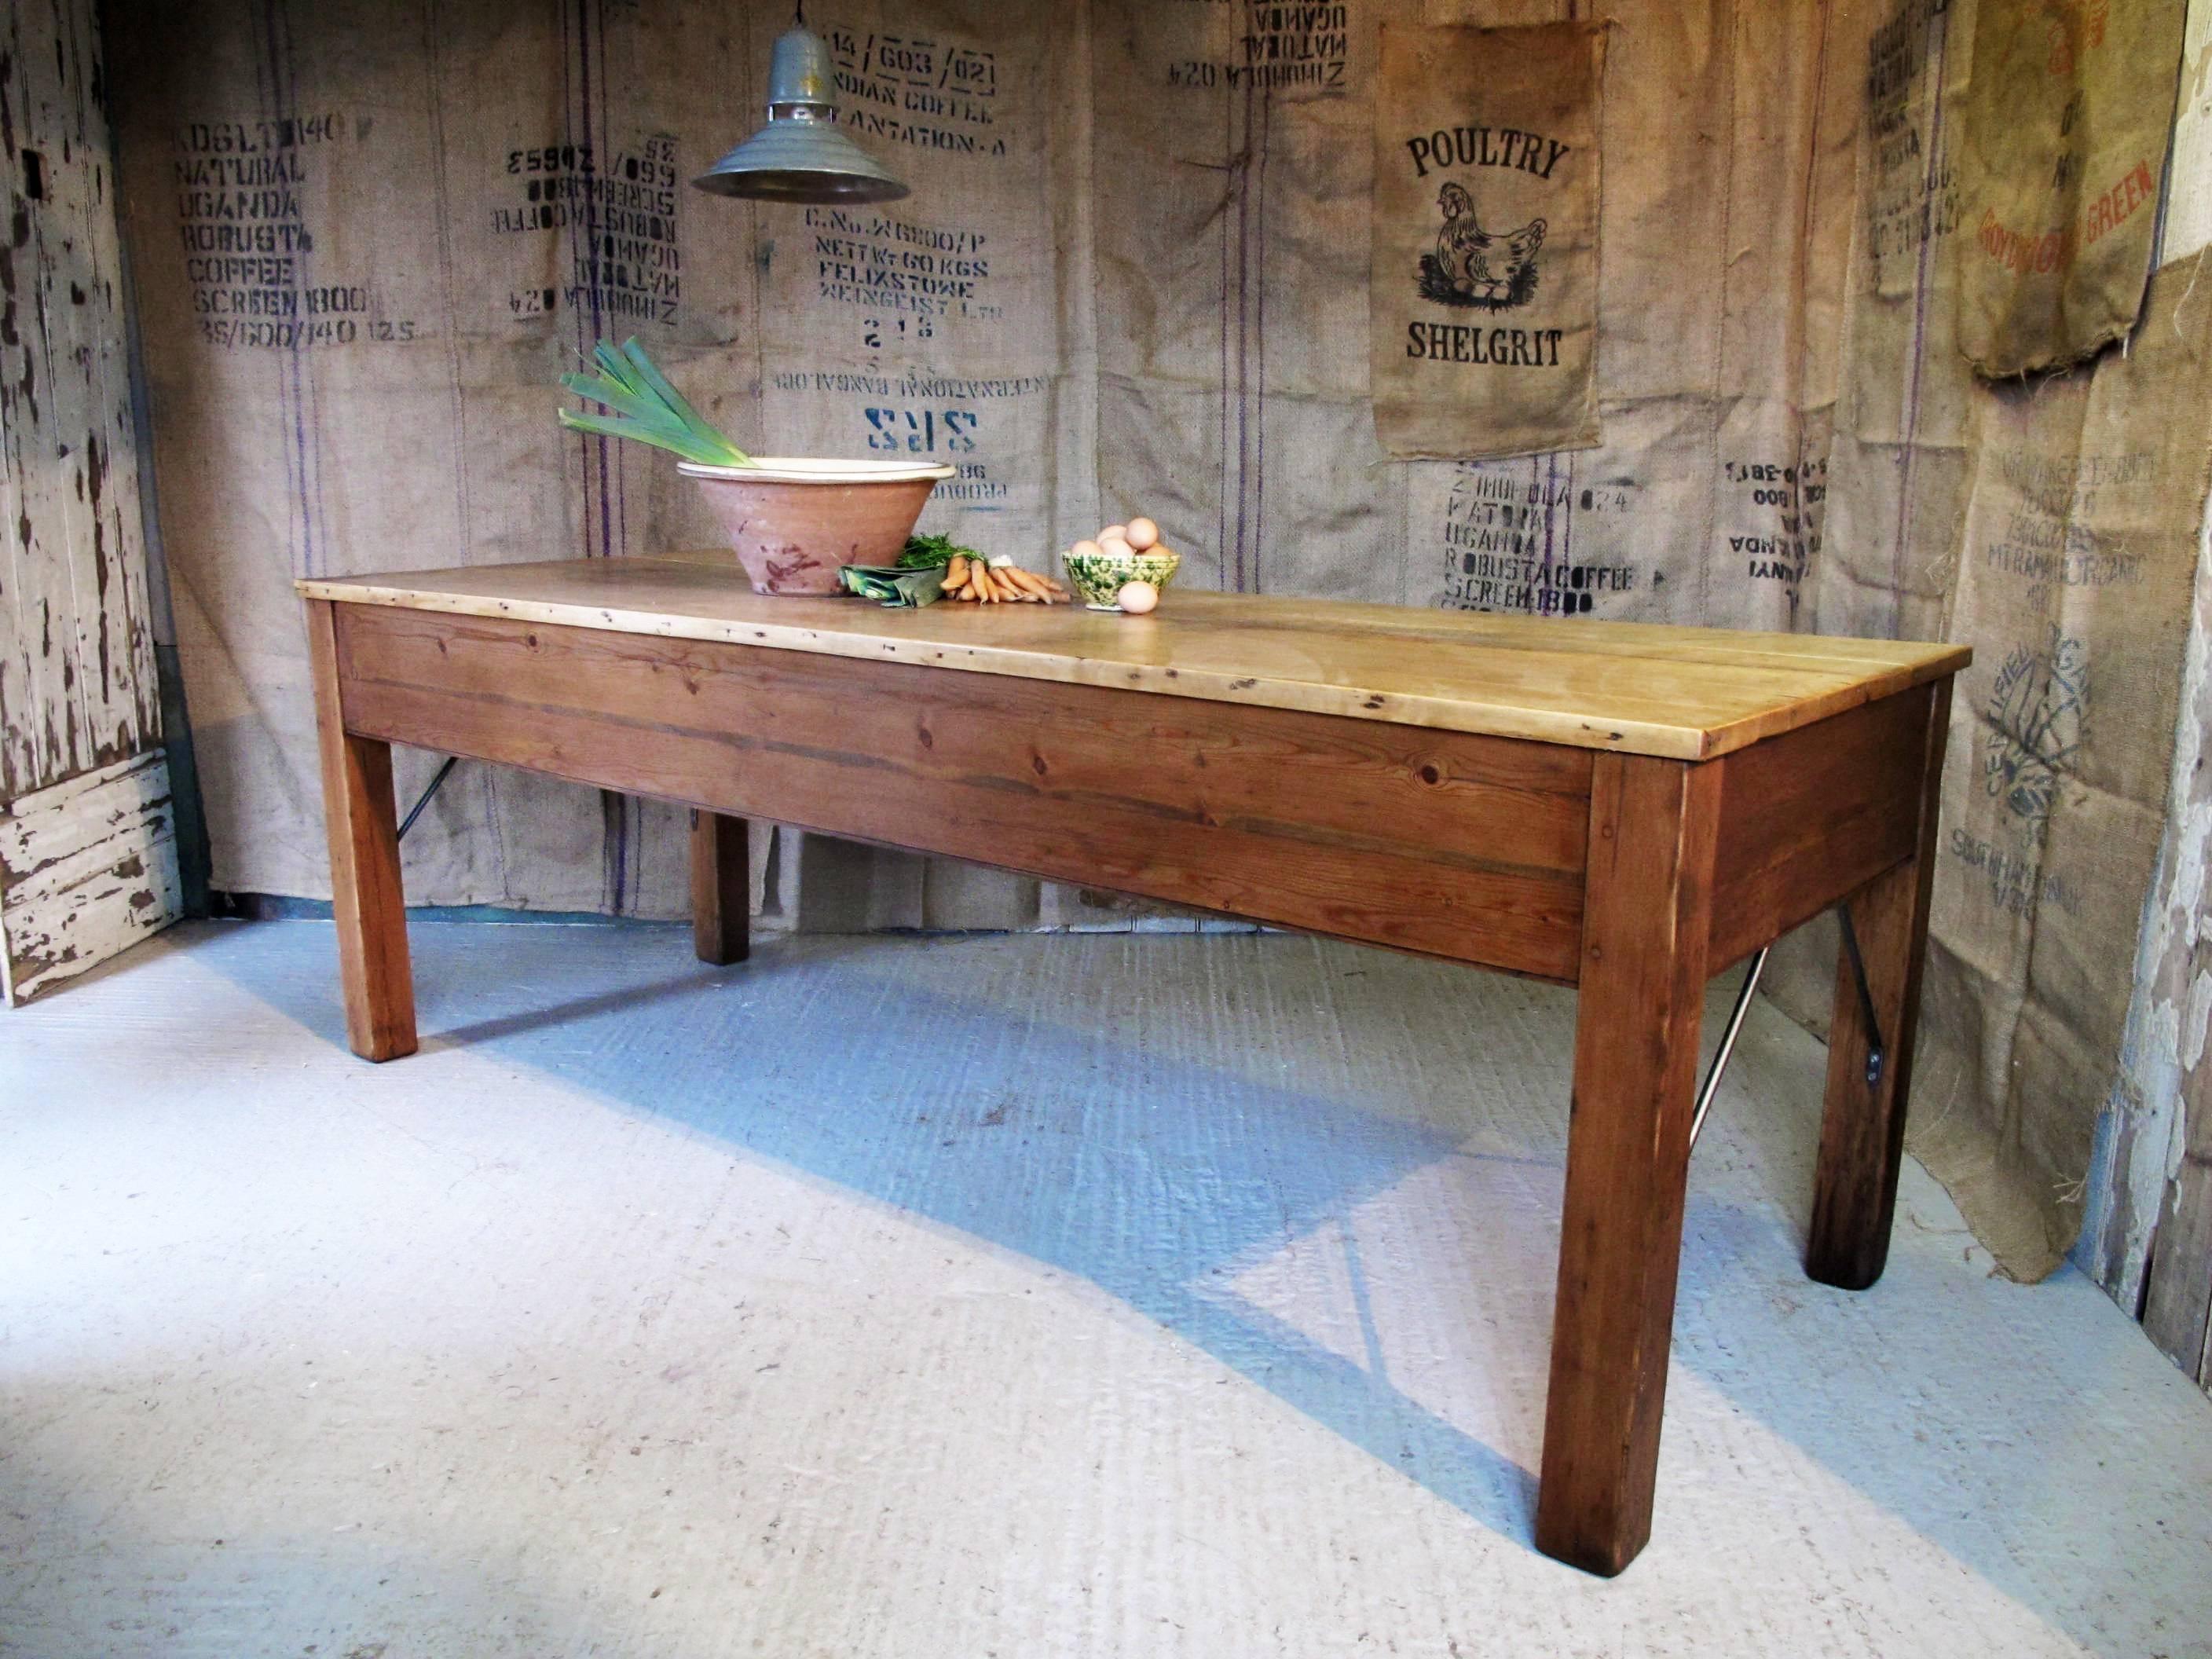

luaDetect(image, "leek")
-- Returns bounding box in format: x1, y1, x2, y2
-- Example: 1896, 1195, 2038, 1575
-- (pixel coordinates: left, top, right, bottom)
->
839, 564, 949, 607
558, 338, 752, 467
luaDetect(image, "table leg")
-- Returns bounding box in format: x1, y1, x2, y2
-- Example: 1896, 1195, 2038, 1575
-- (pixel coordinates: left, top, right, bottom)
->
1807, 681, 1952, 1290
690, 809, 751, 966
1536, 753, 1719, 1577
305, 599, 417, 1061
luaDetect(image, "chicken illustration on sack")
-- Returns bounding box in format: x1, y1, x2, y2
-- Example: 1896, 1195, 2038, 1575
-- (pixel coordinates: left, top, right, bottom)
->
1371, 20, 1604, 460
1421, 183, 1545, 311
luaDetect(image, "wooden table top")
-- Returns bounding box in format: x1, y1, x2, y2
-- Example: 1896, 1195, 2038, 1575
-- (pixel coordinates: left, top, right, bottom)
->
299, 556, 1968, 760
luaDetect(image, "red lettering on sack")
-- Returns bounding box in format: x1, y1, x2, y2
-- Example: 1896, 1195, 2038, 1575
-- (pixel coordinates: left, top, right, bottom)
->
1977, 207, 2071, 276
2082, 158, 2154, 247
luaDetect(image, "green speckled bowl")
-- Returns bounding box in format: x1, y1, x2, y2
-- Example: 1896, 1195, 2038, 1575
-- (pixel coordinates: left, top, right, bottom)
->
1062, 546, 1181, 610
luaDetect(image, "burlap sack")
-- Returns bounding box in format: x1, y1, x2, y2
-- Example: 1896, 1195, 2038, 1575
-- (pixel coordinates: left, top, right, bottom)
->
1796, 0, 2212, 1280
1817, 0, 1980, 650
1369, 22, 1603, 461
110, 0, 745, 920
1954, 0, 2186, 377
109, 0, 1092, 930
1912, 258, 2212, 1276
110, 0, 1844, 936
119, 0, 2188, 1286
745, 2, 1095, 928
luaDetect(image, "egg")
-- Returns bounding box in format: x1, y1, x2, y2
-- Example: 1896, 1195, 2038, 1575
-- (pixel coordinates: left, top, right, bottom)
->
1125, 517, 1159, 551
1117, 580, 1159, 615
1070, 538, 1104, 560
1099, 524, 1128, 543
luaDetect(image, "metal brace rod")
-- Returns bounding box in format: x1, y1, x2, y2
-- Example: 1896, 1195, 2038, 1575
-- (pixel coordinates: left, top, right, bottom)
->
396, 756, 460, 843
1688, 945, 1768, 1153
1837, 903, 1888, 1087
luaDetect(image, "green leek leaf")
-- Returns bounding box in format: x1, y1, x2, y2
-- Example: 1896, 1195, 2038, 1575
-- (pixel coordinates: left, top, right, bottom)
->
838, 564, 948, 607
558, 337, 753, 467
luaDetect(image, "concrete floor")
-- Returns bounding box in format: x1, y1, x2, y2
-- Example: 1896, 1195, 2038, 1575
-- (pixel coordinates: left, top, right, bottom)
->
2, 921, 2210, 1658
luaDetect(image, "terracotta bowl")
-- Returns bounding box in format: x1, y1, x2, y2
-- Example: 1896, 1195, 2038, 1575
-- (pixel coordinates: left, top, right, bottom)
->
679, 458, 956, 595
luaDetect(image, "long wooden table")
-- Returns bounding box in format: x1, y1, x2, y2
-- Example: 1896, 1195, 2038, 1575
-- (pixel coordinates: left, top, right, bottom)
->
298, 557, 1968, 1576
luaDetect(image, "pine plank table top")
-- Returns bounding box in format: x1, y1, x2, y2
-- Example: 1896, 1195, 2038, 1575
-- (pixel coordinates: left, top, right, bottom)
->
296, 556, 1968, 761
300, 554, 1968, 1578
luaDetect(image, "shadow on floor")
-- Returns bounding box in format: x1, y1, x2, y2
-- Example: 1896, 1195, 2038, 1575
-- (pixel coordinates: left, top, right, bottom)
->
180, 917, 2212, 1644
208, 922, 1549, 1547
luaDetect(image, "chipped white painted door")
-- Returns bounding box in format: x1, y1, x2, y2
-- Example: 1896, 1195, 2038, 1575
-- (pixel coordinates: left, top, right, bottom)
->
0, 0, 179, 1003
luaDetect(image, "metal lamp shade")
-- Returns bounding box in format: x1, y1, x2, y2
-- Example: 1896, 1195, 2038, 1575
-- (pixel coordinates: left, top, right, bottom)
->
693, 27, 910, 204
692, 119, 908, 203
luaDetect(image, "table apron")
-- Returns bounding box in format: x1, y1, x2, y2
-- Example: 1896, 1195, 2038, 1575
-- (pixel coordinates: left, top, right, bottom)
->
1706, 682, 1936, 968
332, 602, 1597, 982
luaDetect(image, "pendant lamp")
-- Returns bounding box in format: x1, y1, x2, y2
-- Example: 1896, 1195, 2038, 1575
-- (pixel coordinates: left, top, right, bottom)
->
692, 18, 910, 204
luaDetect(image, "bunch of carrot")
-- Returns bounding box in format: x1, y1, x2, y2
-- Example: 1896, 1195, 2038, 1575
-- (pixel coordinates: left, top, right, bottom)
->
942, 555, 1071, 604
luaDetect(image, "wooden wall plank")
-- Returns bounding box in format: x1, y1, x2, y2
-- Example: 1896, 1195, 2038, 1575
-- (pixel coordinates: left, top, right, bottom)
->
25, 0, 99, 781
0, 748, 179, 1002
0, 0, 178, 1002
1, 0, 160, 802
2141, 1056, 2212, 1387
63, 0, 160, 760
1, 2, 79, 797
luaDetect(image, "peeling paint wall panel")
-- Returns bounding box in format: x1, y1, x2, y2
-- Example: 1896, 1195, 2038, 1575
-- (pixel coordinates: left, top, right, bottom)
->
0, 747, 179, 1002
1, 14, 81, 796
2143, 1134, 2212, 1380
21, 0, 101, 782
2071, 0, 2212, 1393
0, 745, 170, 892
66, 74, 160, 774
75, 20, 160, 756
0, 0, 177, 1003
1, 0, 162, 799
2164, 2, 2212, 263
2081, 507, 2212, 1326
